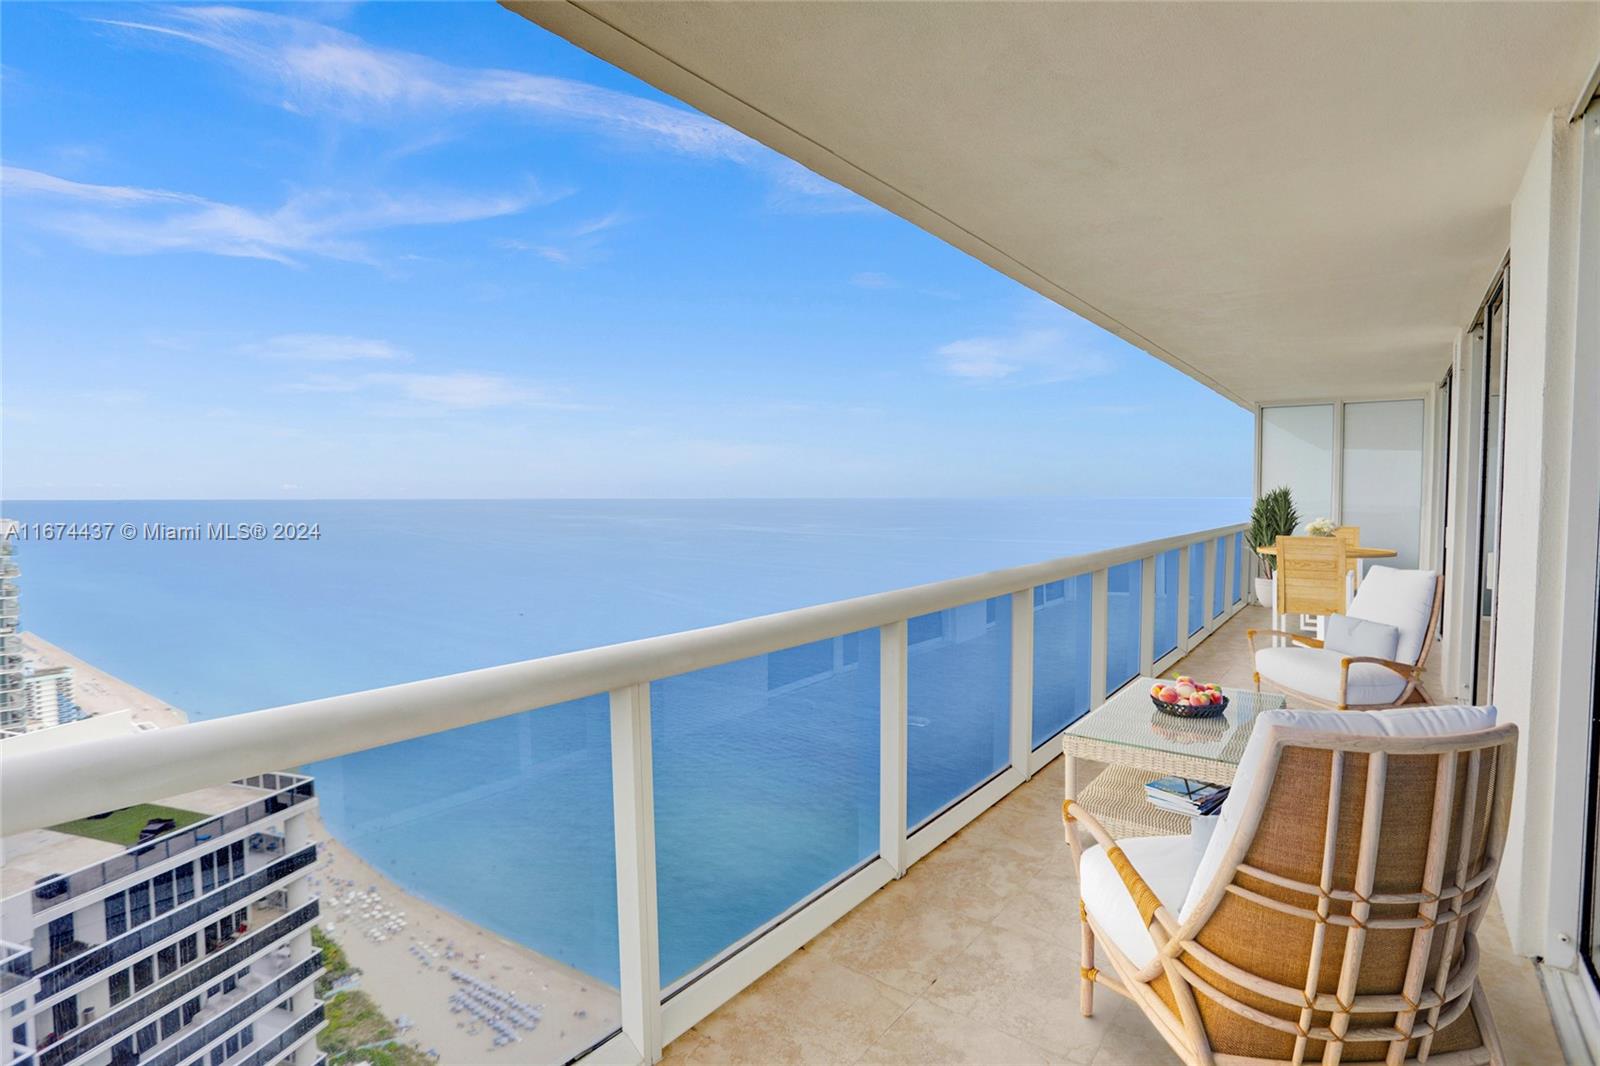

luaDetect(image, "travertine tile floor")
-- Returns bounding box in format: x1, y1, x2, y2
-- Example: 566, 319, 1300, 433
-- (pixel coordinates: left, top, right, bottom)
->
662, 607, 1564, 1065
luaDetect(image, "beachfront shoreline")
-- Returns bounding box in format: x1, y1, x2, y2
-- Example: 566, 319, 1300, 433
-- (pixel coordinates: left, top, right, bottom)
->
17, 631, 620, 1064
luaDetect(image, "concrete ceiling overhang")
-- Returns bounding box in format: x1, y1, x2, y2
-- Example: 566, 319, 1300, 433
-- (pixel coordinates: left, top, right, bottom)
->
506, 1, 1599, 408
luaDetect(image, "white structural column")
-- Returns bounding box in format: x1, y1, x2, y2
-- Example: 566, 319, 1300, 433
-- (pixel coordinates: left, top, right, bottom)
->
1201, 539, 1217, 634
1009, 589, 1035, 779
879, 620, 909, 877
610, 683, 663, 1064
1139, 556, 1157, 677
1089, 569, 1109, 707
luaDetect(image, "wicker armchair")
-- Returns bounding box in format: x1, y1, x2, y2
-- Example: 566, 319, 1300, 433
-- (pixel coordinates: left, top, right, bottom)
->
1064, 706, 1515, 1066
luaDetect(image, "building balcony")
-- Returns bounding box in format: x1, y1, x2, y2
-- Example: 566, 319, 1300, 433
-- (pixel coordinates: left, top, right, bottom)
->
0, 523, 1562, 1065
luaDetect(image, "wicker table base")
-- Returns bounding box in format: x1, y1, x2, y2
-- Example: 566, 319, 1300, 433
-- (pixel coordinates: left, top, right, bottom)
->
1075, 762, 1193, 838
1061, 679, 1286, 843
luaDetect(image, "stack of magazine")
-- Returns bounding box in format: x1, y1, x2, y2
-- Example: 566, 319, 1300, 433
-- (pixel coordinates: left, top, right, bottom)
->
1144, 776, 1229, 817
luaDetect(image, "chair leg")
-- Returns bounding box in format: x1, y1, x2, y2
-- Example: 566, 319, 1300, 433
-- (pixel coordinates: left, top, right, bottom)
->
1080, 905, 1096, 1017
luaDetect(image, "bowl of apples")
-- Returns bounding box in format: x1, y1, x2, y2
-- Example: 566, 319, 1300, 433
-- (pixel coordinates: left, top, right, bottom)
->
1150, 677, 1229, 719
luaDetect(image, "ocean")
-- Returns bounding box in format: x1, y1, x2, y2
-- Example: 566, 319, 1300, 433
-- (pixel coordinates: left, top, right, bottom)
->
4, 498, 1245, 986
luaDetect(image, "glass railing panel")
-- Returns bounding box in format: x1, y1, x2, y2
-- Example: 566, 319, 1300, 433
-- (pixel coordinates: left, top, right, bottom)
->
1153, 549, 1180, 660
1188, 542, 1206, 635
904, 596, 1011, 831
1233, 531, 1245, 604
1032, 577, 1092, 747
309, 696, 621, 1062
1106, 561, 1142, 694
1211, 536, 1227, 619
652, 630, 880, 986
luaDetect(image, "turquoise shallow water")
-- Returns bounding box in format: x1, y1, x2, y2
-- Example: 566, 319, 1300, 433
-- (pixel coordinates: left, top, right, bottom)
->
4, 498, 1244, 985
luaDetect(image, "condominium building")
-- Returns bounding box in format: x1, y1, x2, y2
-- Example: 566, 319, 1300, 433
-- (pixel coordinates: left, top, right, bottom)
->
18, 670, 82, 735
0, 525, 23, 737
1, 720, 324, 1066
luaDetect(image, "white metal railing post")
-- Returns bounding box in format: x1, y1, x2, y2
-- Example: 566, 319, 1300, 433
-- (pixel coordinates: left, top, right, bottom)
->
1139, 556, 1156, 677
1202, 538, 1217, 633
879, 620, 909, 877
1223, 533, 1237, 609
1176, 543, 1192, 653
1090, 569, 1109, 707
610, 683, 663, 1063
1009, 589, 1035, 779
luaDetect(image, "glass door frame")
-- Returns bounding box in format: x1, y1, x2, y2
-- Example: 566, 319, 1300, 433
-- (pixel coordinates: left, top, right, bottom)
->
1469, 272, 1510, 704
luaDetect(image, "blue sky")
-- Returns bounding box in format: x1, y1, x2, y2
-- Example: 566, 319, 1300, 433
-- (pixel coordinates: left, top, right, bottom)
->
1, 2, 1252, 499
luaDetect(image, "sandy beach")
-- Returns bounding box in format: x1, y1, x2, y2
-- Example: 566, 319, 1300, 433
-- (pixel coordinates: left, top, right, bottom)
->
18, 630, 621, 1064
21, 632, 190, 728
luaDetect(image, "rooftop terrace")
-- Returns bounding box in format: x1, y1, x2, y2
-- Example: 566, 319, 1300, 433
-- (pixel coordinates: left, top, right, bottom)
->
0, 778, 304, 899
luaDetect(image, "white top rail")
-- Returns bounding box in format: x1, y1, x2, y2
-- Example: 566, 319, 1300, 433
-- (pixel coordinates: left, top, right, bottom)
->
0, 522, 1247, 835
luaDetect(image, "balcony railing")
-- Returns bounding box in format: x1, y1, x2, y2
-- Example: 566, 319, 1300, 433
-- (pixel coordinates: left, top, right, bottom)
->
142, 952, 322, 1066
34, 845, 316, 997
236, 1004, 327, 1066
36, 901, 319, 1066
0, 521, 1249, 1065
0, 940, 30, 993
23, 774, 314, 913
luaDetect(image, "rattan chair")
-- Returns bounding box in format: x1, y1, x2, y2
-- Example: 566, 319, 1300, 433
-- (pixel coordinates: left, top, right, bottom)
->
1064, 706, 1516, 1066
1248, 567, 1443, 710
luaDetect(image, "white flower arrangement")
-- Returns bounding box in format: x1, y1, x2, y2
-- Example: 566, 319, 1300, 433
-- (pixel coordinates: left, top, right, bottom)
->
1307, 517, 1337, 537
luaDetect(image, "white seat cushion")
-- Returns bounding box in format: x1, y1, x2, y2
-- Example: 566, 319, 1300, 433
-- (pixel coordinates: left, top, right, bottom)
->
1348, 566, 1438, 665
1178, 705, 1496, 921
1080, 834, 1199, 969
1254, 645, 1409, 706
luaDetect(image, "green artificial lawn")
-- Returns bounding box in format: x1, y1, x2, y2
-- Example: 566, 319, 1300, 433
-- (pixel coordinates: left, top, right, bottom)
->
50, 804, 205, 846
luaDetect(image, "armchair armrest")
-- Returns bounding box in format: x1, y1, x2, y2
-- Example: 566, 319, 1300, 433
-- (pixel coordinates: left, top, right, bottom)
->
1336, 655, 1420, 708
1337, 654, 1418, 678
1246, 627, 1324, 653
1063, 799, 1178, 937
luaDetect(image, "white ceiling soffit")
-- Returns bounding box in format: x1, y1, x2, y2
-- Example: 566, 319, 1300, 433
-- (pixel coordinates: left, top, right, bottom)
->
506, 2, 1599, 408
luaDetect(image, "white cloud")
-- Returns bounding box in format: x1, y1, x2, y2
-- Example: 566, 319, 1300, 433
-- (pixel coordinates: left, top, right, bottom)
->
98, 7, 746, 156
936, 328, 1114, 385
1, 165, 548, 267
96, 7, 861, 211
369, 372, 555, 410
850, 271, 896, 289
245, 333, 409, 361
764, 158, 874, 215
283, 370, 578, 412
498, 210, 631, 268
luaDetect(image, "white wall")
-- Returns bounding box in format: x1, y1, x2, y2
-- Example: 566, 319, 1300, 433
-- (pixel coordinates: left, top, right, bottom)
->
1487, 109, 1590, 963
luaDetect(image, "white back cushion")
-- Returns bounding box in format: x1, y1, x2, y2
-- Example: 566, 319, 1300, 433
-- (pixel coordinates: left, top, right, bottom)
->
1323, 614, 1401, 661
1348, 566, 1438, 665
1178, 704, 1496, 920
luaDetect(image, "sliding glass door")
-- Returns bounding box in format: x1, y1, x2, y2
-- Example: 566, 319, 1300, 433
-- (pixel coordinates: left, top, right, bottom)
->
1472, 278, 1509, 704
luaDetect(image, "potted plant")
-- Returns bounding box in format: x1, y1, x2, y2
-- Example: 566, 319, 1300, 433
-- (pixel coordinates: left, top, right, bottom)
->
1246, 486, 1299, 603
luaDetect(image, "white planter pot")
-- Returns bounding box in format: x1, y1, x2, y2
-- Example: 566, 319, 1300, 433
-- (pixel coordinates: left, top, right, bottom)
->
1253, 576, 1274, 608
